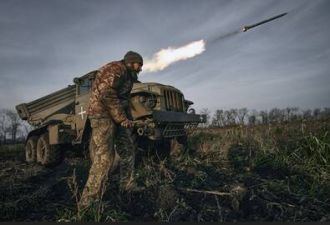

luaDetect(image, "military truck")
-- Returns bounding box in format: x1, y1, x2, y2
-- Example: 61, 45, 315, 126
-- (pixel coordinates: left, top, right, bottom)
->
16, 70, 206, 166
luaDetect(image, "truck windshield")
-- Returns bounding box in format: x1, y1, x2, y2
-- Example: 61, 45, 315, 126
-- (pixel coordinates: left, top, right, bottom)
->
79, 79, 93, 95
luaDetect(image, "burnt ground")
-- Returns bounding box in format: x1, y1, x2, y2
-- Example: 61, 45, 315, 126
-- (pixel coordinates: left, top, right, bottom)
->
0, 144, 329, 222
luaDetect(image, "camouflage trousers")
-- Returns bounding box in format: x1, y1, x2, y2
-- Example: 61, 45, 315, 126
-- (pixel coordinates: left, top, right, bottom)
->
79, 118, 137, 208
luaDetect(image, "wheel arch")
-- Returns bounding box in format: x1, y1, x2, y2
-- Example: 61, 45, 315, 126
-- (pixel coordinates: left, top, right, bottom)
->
26, 125, 48, 144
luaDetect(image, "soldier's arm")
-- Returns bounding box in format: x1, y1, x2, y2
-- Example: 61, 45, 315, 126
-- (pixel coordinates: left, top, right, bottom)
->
97, 66, 127, 124
131, 73, 141, 83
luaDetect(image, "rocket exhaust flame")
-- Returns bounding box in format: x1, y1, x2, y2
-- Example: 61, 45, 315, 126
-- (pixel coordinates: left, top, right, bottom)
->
143, 40, 205, 72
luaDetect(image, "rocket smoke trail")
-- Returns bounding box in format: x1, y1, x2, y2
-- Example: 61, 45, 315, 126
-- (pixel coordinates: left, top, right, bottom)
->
143, 12, 288, 73
143, 40, 206, 73
207, 29, 242, 45
142, 28, 242, 73
142, 29, 240, 73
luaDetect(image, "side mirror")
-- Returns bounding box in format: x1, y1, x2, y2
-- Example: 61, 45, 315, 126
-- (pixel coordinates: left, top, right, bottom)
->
73, 77, 80, 84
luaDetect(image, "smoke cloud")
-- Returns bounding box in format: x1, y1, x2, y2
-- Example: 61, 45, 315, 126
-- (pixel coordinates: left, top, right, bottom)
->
143, 40, 205, 72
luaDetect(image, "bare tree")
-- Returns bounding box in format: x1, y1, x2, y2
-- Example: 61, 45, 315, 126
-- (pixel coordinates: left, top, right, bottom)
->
269, 108, 286, 124
212, 109, 226, 127
302, 109, 312, 121
322, 108, 330, 120
285, 107, 292, 122
224, 109, 237, 126
291, 107, 300, 122
248, 109, 259, 125
232, 109, 239, 125
259, 110, 269, 125
313, 108, 321, 121
278, 109, 286, 123
269, 108, 279, 124
200, 108, 211, 128
0, 109, 9, 144
6, 110, 22, 143
237, 108, 248, 125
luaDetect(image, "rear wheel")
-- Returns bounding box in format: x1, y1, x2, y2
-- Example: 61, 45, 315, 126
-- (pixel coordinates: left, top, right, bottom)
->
36, 133, 63, 167
26, 136, 38, 163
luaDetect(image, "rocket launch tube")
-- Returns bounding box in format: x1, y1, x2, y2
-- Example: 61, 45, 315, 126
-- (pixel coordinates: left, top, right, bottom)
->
242, 13, 287, 32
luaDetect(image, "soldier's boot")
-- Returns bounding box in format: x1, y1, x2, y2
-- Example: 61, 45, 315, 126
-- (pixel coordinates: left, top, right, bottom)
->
116, 126, 145, 194
77, 198, 100, 212
120, 173, 145, 194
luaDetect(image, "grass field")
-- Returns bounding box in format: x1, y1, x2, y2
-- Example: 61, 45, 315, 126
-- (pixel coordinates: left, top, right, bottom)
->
0, 121, 329, 221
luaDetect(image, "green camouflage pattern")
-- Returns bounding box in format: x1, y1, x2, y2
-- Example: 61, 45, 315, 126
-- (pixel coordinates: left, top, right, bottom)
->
79, 118, 117, 207
79, 118, 139, 208
115, 126, 138, 193
88, 60, 137, 123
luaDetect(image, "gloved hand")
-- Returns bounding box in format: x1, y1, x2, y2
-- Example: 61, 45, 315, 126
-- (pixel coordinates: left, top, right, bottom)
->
120, 119, 134, 127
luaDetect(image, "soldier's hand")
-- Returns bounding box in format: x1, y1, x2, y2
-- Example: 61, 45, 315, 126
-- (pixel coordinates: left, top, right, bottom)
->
121, 119, 134, 127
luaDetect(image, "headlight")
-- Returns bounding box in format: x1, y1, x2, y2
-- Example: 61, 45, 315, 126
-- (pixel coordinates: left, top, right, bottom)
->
146, 97, 157, 109
139, 96, 146, 103
138, 94, 157, 109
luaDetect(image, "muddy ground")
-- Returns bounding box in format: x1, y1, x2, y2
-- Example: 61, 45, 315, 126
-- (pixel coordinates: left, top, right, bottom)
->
0, 143, 329, 222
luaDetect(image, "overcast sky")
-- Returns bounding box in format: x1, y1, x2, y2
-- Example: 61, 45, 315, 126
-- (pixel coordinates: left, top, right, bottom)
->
0, 0, 329, 113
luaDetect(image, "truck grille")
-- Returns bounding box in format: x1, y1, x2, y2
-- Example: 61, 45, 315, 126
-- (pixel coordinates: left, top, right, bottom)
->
162, 123, 198, 138
163, 90, 184, 112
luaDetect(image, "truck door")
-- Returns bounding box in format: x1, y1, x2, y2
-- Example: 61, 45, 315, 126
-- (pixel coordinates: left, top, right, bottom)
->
74, 77, 93, 143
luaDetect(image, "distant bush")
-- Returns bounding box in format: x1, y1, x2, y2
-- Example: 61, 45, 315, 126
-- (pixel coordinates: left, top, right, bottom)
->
0, 144, 25, 160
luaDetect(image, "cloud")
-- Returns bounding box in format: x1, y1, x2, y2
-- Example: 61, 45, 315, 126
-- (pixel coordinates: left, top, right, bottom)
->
0, 0, 329, 112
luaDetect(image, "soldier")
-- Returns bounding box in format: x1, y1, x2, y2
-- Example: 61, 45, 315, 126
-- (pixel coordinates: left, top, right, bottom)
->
78, 51, 144, 209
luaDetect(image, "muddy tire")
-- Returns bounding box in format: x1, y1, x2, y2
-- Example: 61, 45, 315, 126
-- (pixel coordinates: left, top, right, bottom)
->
36, 133, 63, 167
169, 135, 188, 160
26, 136, 38, 163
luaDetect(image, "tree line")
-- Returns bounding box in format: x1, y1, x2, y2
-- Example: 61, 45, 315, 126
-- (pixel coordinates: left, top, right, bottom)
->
200, 107, 330, 128
0, 109, 32, 145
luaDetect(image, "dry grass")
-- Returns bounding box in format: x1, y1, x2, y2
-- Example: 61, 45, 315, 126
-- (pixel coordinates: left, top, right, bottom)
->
0, 120, 329, 221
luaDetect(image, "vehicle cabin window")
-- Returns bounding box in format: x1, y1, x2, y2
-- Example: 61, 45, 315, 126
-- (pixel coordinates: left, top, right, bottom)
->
79, 78, 93, 95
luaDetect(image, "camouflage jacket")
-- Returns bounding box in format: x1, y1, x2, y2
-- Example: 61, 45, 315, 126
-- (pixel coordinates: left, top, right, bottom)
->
88, 60, 139, 123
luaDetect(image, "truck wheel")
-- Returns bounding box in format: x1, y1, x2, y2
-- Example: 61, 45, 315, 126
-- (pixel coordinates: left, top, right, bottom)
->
26, 136, 38, 163
36, 133, 62, 167
169, 135, 188, 160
